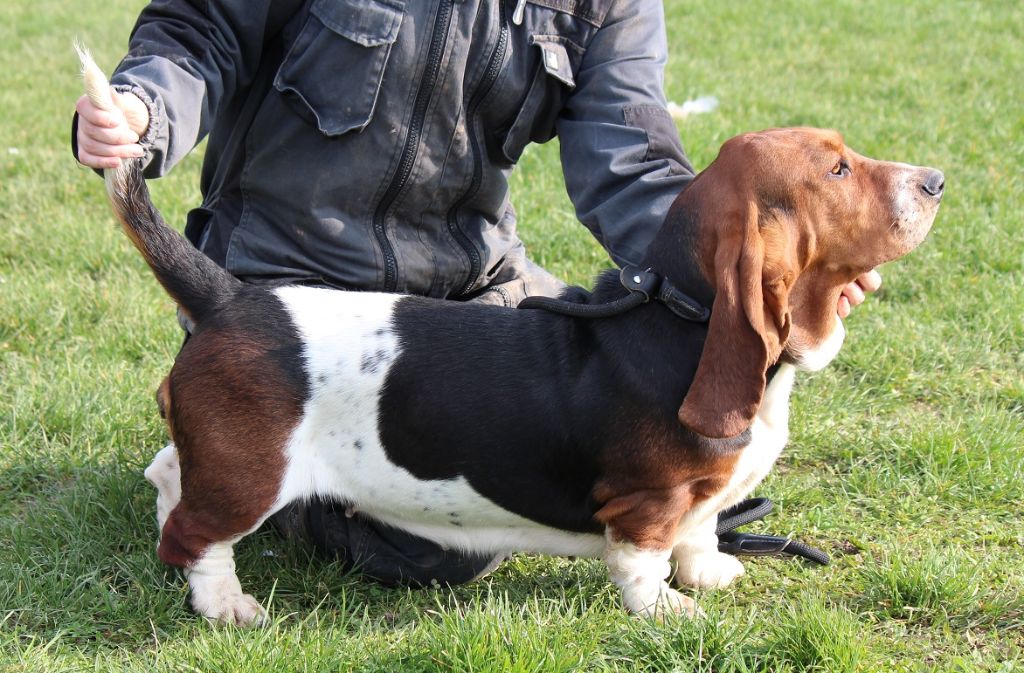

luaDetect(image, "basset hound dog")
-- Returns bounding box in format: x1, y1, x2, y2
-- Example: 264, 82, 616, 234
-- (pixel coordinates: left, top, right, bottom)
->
80, 53, 943, 625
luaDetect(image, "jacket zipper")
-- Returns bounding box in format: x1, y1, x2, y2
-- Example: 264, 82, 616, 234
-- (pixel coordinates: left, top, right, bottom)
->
449, 0, 510, 296
373, 0, 455, 292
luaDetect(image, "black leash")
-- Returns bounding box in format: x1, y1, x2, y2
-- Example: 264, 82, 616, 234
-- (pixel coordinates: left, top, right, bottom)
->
716, 498, 829, 565
519, 269, 830, 567
518, 265, 710, 322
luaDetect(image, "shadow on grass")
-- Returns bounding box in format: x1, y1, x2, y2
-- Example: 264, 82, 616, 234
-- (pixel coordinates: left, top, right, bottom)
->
0, 456, 613, 652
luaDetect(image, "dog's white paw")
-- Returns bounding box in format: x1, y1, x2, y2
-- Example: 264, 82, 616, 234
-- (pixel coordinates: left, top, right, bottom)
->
673, 550, 745, 589
187, 563, 267, 627
623, 581, 698, 619
191, 588, 267, 627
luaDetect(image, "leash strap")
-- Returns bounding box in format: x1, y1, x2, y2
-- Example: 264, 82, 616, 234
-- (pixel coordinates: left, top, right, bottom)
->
716, 498, 830, 565
518, 266, 709, 322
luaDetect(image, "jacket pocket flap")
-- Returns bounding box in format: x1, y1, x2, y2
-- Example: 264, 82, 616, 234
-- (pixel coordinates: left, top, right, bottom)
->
529, 36, 577, 88
311, 0, 404, 47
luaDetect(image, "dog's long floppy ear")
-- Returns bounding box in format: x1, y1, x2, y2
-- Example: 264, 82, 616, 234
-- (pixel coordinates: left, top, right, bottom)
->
678, 204, 791, 438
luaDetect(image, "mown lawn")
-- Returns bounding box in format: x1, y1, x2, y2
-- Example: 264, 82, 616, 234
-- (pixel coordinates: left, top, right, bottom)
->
1, 1, 1022, 671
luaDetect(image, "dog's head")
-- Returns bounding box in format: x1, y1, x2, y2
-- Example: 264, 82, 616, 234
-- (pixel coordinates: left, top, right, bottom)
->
661, 128, 943, 438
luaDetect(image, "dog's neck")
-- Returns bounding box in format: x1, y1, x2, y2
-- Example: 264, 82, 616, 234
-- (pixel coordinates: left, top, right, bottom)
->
639, 202, 715, 311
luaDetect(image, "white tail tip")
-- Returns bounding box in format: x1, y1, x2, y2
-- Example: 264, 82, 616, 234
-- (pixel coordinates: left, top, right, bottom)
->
75, 40, 117, 113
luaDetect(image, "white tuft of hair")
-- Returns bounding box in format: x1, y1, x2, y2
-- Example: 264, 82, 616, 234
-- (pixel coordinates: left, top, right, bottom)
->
667, 96, 719, 121
75, 41, 117, 113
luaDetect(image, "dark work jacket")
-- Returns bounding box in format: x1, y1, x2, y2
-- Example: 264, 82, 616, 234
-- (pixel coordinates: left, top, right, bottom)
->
110, 0, 695, 296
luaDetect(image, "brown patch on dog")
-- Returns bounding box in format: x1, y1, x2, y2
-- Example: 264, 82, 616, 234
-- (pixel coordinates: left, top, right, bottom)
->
594, 413, 742, 550
156, 324, 303, 568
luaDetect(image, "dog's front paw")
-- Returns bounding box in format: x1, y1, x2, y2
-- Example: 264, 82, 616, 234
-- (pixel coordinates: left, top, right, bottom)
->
191, 590, 267, 627
672, 550, 745, 589
623, 581, 698, 619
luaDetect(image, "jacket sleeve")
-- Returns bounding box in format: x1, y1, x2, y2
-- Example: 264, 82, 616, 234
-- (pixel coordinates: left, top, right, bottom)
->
556, 0, 694, 267
108, 0, 303, 178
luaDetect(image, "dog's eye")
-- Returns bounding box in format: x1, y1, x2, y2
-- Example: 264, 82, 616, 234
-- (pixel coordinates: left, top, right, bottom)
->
830, 159, 850, 178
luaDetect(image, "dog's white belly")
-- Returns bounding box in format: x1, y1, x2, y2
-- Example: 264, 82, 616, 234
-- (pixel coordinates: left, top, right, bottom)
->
271, 286, 605, 558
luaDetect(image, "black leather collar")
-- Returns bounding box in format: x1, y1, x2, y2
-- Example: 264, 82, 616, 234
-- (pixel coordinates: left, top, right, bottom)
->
618, 265, 710, 323
517, 265, 710, 323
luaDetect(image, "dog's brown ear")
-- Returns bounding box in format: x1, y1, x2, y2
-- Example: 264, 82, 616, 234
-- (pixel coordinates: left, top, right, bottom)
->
678, 207, 791, 438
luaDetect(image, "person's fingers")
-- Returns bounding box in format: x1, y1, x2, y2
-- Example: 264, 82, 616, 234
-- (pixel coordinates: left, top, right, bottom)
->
76, 92, 139, 170
836, 269, 882, 318
77, 134, 144, 159
81, 121, 139, 146
77, 151, 124, 169
837, 295, 851, 319
842, 281, 866, 307
857, 269, 883, 294
75, 94, 124, 128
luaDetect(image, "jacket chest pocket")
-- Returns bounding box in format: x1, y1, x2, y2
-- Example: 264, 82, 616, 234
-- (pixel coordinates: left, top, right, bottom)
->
275, 0, 405, 136
497, 0, 602, 164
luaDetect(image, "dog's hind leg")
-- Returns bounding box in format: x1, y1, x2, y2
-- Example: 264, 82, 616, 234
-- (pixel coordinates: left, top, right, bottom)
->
154, 429, 284, 627
145, 443, 266, 624
150, 321, 303, 625
183, 535, 266, 626
144, 443, 265, 624
158, 496, 274, 626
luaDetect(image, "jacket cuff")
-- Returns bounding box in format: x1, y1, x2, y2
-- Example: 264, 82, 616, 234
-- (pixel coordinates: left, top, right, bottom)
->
112, 83, 161, 168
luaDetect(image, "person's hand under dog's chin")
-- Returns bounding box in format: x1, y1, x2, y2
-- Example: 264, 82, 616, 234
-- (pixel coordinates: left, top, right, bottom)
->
838, 270, 882, 318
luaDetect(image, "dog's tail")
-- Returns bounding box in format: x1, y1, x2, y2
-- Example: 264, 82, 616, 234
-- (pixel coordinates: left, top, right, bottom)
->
76, 43, 240, 324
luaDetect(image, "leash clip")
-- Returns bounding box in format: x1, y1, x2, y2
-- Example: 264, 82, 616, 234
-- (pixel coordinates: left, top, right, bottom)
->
718, 532, 793, 557
715, 497, 830, 565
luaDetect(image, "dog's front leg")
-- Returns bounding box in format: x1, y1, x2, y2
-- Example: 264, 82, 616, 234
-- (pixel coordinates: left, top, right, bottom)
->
670, 514, 745, 589
604, 531, 696, 618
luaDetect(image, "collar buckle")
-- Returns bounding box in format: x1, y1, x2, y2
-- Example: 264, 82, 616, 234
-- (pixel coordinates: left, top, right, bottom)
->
618, 266, 660, 302
620, 265, 710, 323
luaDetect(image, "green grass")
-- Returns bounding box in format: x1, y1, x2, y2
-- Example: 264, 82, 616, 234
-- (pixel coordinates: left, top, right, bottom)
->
1, 0, 1022, 671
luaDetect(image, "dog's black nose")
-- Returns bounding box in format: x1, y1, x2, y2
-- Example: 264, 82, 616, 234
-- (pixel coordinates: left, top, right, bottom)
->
920, 169, 945, 198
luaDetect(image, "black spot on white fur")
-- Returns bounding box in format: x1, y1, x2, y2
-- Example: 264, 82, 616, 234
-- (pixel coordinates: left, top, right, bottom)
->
360, 349, 391, 374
